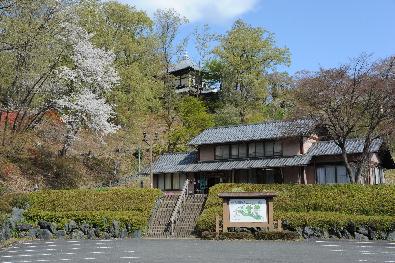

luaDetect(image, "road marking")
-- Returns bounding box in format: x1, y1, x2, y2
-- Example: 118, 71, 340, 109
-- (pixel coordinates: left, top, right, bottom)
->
39, 253, 52, 256
358, 260, 367, 262
59, 259, 71, 261
361, 252, 376, 255
36, 260, 50, 262
322, 244, 340, 247
97, 247, 112, 249
330, 249, 344, 252
315, 240, 327, 243
67, 241, 79, 243
84, 258, 96, 260
1, 255, 12, 258
359, 246, 373, 248
71, 248, 80, 250
124, 251, 135, 253
47, 245, 57, 247
91, 251, 104, 254
384, 261, 395, 263
120, 257, 140, 259
356, 242, 373, 244
64, 253, 75, 255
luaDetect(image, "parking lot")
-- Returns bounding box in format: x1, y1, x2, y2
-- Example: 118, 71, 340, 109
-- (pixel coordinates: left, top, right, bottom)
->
1, 239, 395, 263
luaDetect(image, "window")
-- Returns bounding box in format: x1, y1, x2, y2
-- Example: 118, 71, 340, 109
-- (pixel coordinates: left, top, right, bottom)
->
215, 145, 229, 160
316, 165, 350, 184
265, 142, 274, 157
231, 144, 239, 159
248, 143, 256, 158
165, 174, 172, 189
239, 144, 247, 158
158, 175, 165, 190
274, 141, 282, 156
373, 167, 384, 184
173, 173, 180, 189
256, 142, 264, 158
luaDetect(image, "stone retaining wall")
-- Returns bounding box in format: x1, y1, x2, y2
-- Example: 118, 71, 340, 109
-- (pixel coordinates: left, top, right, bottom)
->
0, 208, 142, 244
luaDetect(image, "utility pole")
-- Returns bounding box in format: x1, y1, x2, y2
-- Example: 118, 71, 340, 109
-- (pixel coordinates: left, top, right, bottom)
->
143, 132, 158, 188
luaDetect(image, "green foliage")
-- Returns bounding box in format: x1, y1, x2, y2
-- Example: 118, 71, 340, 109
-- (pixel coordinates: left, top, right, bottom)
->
168, 97, 214, 151
27, 188, 161, 213
276, 212, 395, 231
254, 231, 300, 240
213, 19, 291, 123
78, 0, 163, 129
25, 210, 147, 231
2, 188, 162, 231
196, 184, 395, 232
0, 212, 8, 226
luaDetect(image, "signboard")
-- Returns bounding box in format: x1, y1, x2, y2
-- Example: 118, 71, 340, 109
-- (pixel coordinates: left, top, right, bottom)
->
229, 198, 267, 223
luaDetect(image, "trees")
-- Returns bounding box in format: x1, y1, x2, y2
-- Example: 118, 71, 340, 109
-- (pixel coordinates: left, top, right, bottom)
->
167, 97, 214, 152
0, 0, 119, 155
0, 0, 73, 136
78, 1, 162, 130
153, 9, 188, 150
212, 20, 290, 123
295, 55, 395, 183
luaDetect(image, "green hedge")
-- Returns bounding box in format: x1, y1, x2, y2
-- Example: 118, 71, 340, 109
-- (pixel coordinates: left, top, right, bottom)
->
25, 210, 148, 231
196, 184, 395, 233
2, 188, 162, 231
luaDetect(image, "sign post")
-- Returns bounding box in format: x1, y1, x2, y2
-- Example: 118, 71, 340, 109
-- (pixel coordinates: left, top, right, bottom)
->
218, 192, 277, 232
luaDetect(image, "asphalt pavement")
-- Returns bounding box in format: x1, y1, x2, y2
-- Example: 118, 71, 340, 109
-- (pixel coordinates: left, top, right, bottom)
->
1, 238, 395, 263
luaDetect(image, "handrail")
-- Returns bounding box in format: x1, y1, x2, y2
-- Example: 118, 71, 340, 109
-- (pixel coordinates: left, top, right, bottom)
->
169, 179, 189, 236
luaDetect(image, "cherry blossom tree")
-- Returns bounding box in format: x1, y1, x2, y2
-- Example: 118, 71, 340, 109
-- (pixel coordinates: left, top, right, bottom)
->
55, 23, 120, 156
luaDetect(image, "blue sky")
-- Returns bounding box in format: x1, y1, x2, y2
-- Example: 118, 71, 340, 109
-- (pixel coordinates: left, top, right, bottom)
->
119, 0, 395, 74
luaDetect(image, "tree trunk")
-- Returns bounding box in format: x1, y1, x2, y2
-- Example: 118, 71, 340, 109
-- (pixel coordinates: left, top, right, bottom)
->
341, 148, 355, 183
59, 127, 78, 157
354, 137, 372, 184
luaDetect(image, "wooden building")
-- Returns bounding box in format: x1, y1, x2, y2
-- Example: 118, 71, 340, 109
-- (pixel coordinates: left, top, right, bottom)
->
143, 119, 394, 193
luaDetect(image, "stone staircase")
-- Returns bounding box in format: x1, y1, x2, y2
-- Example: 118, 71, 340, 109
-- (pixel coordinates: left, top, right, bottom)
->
146, 194, 178, 238
146, 194, 207, 238
172, 194, 207, 238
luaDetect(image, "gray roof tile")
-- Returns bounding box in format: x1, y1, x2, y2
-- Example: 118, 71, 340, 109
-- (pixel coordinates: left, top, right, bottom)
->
143, 138, 384, 174
169, 56, 200, 73
188, 119, 316, 146
307, 138, 382, 156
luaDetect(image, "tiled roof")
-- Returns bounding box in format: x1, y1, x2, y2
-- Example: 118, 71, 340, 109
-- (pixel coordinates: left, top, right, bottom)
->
143, 138, 385, 174
307, 139, 382, 156
189, 119, 316, 146
144, 153, 311, 174
169, 55, 200, 73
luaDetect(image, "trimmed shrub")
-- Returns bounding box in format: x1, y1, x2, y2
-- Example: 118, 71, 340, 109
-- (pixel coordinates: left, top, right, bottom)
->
2, 188, 162, 232
254, 231, 300, 240
197, 184, 395, 233
218, 232, 254, 240
27, 188, 161, 213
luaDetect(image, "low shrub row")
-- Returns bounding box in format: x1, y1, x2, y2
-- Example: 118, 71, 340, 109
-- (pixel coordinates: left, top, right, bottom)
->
196, 184, 395, 234
27, 188, 162, 213
25, 210, 148, 231
0, 187, 162, 233
201, 231, 300, 240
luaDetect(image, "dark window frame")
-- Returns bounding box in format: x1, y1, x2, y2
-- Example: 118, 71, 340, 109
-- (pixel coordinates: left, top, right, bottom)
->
315, 165, 349, 184
214, 141, 283, 160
